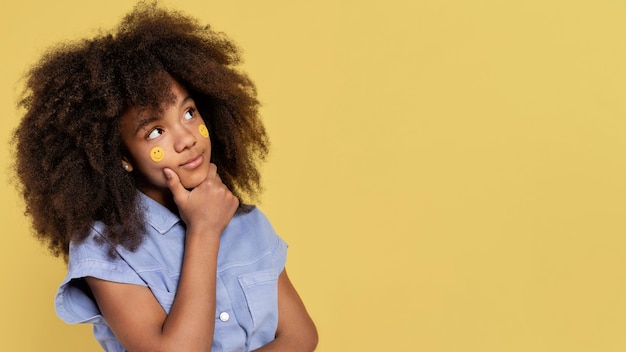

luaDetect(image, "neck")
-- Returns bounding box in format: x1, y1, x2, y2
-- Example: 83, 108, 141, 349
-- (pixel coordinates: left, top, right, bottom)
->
138, 183, 180, 216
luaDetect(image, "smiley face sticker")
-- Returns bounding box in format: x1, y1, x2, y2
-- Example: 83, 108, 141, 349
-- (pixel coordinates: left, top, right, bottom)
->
150, 146, 165, 162
199, 124, 209, 139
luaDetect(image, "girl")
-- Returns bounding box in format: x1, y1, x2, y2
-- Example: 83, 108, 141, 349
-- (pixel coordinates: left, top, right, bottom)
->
12, 2, 317, 351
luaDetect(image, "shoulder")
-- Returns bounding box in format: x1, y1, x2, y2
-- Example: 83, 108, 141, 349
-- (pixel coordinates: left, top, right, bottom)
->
225, 207, 283, 248
56, 223, 146, 325
233, 206, 275, 233
65, 222, 147, 286
68, 222, 114, 263
218, 207, 288, 273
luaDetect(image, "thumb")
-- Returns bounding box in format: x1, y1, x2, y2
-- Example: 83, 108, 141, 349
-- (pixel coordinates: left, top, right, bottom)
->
163, 168, 188, 201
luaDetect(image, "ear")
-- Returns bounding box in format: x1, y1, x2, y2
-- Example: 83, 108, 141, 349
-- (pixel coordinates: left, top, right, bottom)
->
121, 157, 134, 172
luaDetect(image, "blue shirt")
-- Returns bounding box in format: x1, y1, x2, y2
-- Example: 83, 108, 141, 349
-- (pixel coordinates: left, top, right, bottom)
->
55, 192, 287, 352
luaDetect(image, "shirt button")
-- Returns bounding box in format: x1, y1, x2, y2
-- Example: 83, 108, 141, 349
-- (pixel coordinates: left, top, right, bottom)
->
219, 312, 230, 322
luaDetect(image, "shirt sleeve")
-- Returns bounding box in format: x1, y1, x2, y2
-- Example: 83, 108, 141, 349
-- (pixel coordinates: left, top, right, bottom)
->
254, 208, 289, 277
270, 225, 288, 277
55, 224, 146, 324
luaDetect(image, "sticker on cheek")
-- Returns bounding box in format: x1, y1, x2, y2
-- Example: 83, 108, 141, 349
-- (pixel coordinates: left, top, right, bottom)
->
150, 146, 165, 162
199, 124, 209, 139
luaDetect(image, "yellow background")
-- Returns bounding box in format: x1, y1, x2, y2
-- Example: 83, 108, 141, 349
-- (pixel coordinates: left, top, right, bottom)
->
2, 0, 626, 351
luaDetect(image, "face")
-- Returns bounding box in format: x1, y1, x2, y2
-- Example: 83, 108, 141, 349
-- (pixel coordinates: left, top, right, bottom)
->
120, 80, 211, 206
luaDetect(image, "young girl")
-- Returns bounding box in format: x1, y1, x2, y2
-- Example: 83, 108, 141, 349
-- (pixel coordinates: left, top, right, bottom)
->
12, 3, 317, 351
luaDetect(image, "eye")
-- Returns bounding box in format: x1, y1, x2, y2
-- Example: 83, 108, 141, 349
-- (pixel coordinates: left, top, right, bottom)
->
147, 127, 164, 140
183, 108, 196, 121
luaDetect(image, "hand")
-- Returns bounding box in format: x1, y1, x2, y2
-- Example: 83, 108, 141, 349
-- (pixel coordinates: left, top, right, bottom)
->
163, 163, 239, 236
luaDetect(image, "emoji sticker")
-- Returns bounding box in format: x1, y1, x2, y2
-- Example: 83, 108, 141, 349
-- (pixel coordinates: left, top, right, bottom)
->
150, 146, 165, 162
199, 124, 209, 139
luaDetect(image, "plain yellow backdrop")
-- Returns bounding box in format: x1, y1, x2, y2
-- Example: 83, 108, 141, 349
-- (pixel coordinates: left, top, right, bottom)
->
2, 0, 626, 351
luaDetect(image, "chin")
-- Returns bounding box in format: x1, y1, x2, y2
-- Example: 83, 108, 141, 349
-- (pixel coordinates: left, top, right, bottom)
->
179, 172, 208, 190
180, 179, 202, 190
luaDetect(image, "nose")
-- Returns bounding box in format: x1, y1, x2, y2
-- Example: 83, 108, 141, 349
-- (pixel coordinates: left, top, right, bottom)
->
173, 124, 197, 152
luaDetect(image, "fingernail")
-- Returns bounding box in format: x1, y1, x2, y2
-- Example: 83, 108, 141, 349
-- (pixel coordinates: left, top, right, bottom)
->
163, 169, 172, 179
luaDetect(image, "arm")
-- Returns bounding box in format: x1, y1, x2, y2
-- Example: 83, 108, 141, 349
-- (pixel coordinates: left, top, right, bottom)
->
253, 269, 318, 352
86, 164, 238, 352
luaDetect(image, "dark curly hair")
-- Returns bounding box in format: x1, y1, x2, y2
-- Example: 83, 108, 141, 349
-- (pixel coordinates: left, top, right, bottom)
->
12, 2, 269, 260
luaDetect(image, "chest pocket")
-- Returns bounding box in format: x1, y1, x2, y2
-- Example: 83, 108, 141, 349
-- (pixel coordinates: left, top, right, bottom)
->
237, 270, 279, 332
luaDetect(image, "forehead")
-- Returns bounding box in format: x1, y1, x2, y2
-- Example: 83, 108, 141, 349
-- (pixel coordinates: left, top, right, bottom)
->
118, 105, 152, 139
119, 80, 192, 131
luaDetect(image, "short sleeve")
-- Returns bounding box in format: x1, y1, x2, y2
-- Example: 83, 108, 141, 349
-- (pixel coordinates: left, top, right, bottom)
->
55, 225, 146, 324
270, 226, 288, 277
250, 208, 288, 277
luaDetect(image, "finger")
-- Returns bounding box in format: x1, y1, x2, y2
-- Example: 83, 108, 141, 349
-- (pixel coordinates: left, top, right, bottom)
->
163, 168, 189, 201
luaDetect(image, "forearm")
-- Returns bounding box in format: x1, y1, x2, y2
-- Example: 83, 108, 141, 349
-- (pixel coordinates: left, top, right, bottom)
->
85, 233, 221, 352
252, 334, 318, 352
86, 166, 235, 352
252, 270, 318, 352
159, 231, 220, 351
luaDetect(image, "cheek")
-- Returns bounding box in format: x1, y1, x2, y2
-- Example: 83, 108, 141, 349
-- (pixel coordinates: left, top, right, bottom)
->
133, 146, 170, 183
150, 146, 165, 162
199, 124, 209, 139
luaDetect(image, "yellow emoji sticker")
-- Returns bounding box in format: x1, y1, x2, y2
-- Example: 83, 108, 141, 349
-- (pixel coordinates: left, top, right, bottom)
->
150, 146, 165, 162
199, 124, 209, 139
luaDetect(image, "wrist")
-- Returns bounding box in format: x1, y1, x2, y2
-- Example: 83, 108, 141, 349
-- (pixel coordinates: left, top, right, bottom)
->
185, 227, 222, 246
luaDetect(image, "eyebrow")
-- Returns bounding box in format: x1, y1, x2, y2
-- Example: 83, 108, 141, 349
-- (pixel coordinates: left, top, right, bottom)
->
134, 115, 160, 136
180, 95, 193, 107
133, 96, 194, 135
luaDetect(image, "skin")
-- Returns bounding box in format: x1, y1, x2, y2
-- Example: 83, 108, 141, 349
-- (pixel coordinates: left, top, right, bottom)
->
119, 81, 214, 207
86, 80, 317, 351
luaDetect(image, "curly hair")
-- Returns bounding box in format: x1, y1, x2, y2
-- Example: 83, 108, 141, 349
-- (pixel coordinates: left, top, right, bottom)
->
12, 2, 269, 260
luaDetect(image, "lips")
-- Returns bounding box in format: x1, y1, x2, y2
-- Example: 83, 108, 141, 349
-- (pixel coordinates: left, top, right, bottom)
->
180, 153, 203, 169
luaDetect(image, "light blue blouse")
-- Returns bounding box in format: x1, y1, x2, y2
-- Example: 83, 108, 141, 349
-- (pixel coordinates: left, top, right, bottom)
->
55, 192, 287, 352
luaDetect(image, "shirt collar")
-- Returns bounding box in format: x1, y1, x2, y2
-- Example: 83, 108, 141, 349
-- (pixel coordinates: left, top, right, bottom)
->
138, 192, 181, 235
